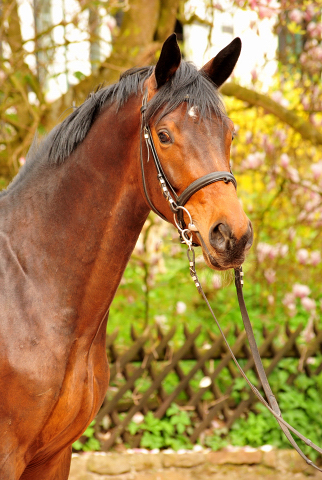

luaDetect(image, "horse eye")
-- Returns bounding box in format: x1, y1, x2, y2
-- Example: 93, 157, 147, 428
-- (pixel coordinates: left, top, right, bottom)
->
158, 131, 171, 144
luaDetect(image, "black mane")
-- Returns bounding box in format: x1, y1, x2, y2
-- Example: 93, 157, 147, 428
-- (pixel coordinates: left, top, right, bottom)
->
2, 61, 227, 196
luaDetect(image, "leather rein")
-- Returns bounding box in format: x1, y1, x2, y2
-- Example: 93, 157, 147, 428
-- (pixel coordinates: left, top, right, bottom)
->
139, 90, 322, 470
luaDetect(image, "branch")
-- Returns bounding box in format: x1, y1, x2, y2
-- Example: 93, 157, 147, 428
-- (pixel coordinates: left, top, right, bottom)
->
156, 0, 181, 41
220, 83, 322, 146
42, 0, 178, 129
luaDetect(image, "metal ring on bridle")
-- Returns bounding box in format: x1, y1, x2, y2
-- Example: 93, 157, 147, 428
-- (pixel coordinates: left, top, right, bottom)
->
180, 229, 193, 247
173, 206, 193, 231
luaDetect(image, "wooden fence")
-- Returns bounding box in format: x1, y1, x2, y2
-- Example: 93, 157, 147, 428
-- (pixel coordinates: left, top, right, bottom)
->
95, 322, 322, 450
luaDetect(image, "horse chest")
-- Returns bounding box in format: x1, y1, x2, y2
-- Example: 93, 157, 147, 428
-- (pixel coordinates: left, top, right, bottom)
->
33, 339, 109, 455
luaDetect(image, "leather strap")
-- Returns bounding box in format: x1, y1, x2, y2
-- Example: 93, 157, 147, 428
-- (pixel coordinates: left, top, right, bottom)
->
140, 89, 237, 229
177, 172, 237, 207
176, 172, 236, 226
234, 268, 322, 469
189, 260, 322, 470
140, 86, 322, 469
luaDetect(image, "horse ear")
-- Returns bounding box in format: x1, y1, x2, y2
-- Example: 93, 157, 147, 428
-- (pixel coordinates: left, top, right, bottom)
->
201, 37, 241, 88
155, 33, 181, 89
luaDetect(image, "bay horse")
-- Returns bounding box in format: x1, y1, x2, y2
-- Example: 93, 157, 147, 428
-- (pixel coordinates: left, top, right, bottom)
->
0, 34, 252, 479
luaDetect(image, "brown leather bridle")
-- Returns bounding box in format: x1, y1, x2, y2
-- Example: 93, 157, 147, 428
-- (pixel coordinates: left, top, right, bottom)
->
140, 89, 237, 231
139, 89, 322, 471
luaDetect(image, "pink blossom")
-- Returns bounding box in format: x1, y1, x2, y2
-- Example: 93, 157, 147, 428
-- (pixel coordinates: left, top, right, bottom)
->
242, 152, 265, 170
256, 242, 288, 262
310, 250, 321, 266
212, 274, 222, 289
282, 293, 296, 317
287, 166, 300, 183
106, 16, 116, 31
307, 21, 322, 38
301, 297, 316, 312
313, 46, 322, 62
292, 284, 311, 298
213, 3, 224, 11
251, 69, 258, 82
264, 268, 276, 284
307, 22, 317, 35
297, 248, 309, 265
288, 227, 296, 241
19, 157, 26, 166
297, 211, 306, 222
275, 129, 287, 143
304, 4, 316, 22
280, 153, 290, 168
268, 295, 274, 305
272, 91, 289, 108
268, 245, 279, 259
278, 244, 288, 257
289, 9, 303, 23
245, 131, 253, 144
301, 95, 310, 110
287, 305, 296, 317
283, 293, 295, 307
267, 179, 276, 192
311, 161, 322, 180
258, 6, 275, 18
257, 242, 272, 263
264, 141, 275, 155
303, 198, 319, 214
300, 53, 307, 66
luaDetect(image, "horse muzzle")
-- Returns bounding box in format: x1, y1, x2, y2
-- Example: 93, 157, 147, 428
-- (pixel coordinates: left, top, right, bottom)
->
196, 220, 253, 271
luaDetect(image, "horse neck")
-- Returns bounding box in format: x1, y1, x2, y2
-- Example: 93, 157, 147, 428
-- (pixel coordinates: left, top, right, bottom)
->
5, 96, 150, 335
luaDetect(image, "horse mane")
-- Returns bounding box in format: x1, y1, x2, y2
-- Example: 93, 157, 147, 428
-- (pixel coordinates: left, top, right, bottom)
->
1, 61, 228, 196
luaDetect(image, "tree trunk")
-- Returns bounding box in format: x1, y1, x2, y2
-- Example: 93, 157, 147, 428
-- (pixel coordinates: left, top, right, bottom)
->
44, 0, 180, 129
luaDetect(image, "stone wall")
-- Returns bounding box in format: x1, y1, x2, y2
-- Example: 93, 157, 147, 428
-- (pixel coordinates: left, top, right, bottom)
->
69, 447, 322, 480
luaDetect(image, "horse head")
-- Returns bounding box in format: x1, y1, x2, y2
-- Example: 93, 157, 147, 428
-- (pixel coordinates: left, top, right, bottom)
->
139, 34, 253, 270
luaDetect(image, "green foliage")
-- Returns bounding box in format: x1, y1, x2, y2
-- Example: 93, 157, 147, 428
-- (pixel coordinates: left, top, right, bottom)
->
127, 404, 193, 451
125, 363, 322, 459
204, 364, 322, 461
204, 429, 229, 451
72, 421, 101, 452
73, 71, 86, 81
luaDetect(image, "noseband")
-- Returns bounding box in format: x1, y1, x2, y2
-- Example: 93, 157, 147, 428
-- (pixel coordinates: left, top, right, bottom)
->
139, 88, 322, 471
140, 89, 237, 232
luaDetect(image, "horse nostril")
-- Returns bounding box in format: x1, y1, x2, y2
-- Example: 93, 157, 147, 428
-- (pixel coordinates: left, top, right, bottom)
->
209, 222, 233, 252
